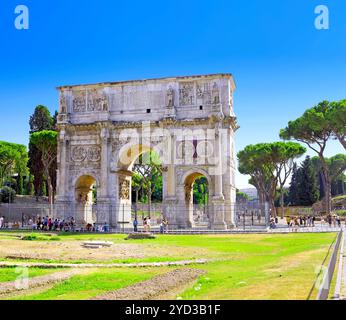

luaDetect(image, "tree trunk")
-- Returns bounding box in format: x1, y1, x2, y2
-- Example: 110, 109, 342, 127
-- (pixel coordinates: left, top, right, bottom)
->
321, 160, 332, 215
280, 190, 284, 219
47, 172, 53, 217
270, 198, 277, 218
148, 184, 152, 218
135, 189, 139, 219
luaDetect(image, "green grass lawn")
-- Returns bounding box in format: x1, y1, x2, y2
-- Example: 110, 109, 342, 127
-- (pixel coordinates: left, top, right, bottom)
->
12, 268, 169, 300
0, 268, 60, 283
0, 231, 337, 300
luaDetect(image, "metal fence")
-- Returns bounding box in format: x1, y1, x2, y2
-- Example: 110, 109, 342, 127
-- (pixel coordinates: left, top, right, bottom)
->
0, 202, 237, 230
235, 202, 269, 229
316, 231, 343, 300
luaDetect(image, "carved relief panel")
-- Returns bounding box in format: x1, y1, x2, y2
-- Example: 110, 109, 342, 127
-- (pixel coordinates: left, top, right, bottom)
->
87, 89, 108, 112
71, 146, 101, 162
119, 178, 130, 200
196, 82, 212, 105
72, 90, 86, 112
72, 89, 108, 113
179, 82, 195, 106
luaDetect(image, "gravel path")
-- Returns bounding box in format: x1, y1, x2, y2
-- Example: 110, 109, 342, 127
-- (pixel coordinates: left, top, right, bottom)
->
92, 268, 206, 300
0, 259, 208, 269
0, 269, 86, 297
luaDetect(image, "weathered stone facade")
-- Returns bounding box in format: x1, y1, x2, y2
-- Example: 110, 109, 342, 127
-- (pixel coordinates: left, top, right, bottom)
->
56, 74, 238, 229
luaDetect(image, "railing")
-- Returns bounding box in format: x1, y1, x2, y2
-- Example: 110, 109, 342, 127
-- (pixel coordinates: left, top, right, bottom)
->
316, 230, 343, 300
333, 230, 345, 299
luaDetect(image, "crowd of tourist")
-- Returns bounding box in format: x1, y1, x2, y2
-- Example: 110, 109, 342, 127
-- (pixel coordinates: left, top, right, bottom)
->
286, 215, 317, 228
283, 214, 344, 231
29, 216, 79, 232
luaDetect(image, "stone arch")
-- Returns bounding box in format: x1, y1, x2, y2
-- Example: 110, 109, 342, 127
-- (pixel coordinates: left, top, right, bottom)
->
181, 168, 212, 189
117, 142, 164, 170
180, 169, 212, 228
74, 174, 99, 225
73, 173, 100, 190
115, 142, 165, 225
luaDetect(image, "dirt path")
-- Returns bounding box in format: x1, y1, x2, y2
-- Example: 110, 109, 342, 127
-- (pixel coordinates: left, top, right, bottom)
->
0, 239, 211, 261
92, 268, 206, 300
0, 259, 208, 269
0, 269, 89, 298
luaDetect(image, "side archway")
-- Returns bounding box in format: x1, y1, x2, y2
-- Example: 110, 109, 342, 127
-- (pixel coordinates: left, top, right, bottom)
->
74, 174, 99, 225
181, 169, 213, 228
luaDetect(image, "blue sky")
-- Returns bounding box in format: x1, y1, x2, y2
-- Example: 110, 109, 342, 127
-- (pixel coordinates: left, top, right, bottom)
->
0, 0, 345, 188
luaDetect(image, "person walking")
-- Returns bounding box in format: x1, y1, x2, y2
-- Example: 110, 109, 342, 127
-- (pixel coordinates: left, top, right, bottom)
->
133, 217, 138, 232
163, 218, 168, 233
143, 217, 148, 232
336, 215, 341, 228
294, 217, 299, 232
159, 220, 164, 234
0, 216, 4, 229
147, 216, 151, 232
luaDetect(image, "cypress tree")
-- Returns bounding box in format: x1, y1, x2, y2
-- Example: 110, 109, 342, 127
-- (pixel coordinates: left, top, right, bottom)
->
296, 156, 320, 206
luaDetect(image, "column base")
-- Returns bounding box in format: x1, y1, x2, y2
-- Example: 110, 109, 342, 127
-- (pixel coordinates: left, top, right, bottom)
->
209, 222, 228, 230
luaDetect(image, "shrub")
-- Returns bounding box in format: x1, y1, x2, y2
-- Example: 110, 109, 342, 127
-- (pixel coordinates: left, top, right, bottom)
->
335, 210, 346, 216
0, 186, 16, 203
125, 233, 156, 240
20, 233, 60, 241
20, 234, 38, 241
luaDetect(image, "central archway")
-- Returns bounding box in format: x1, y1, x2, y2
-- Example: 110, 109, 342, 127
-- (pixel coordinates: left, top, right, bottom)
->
115, 143, 164, 228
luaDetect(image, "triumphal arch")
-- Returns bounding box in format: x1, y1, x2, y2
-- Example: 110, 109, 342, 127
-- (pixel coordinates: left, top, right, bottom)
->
56, 74, 238, 229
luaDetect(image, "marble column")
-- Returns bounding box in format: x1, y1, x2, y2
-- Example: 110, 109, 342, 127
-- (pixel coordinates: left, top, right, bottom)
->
97, 127, 111, 225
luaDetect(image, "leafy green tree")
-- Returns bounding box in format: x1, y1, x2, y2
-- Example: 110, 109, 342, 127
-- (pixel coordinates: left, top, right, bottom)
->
132, 151, 163, 216
311, 154, 346, 199
238, 142, 306, 216
328, 100, 346, 150
280, 101, 333, 214
30, 130, 58, 209
0, 141, 28, 189
0, 186, 16, 203
236, 189, 250, 203
193, 177, 209, 207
